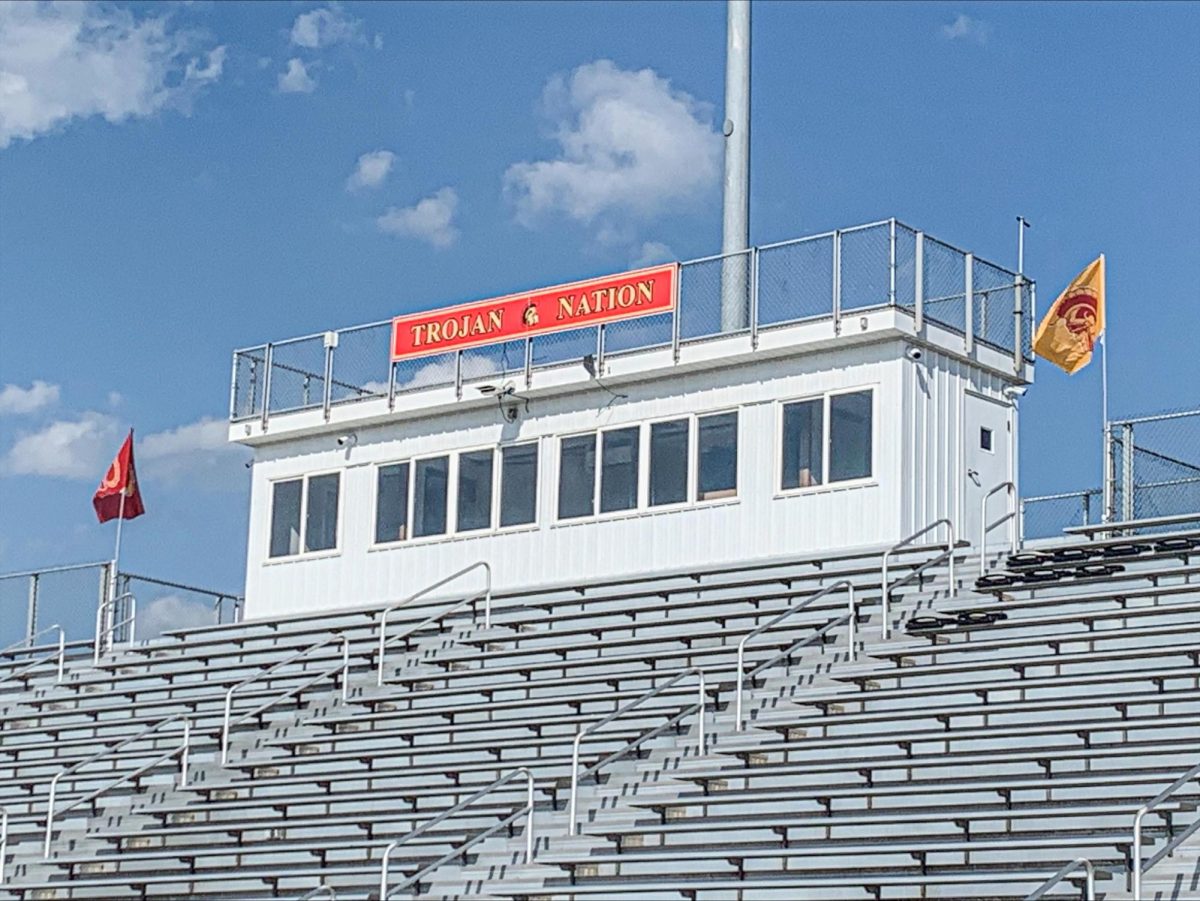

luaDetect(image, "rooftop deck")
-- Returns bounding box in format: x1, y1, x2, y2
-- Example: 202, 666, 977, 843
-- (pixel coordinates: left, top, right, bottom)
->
229, 218, 1035, 430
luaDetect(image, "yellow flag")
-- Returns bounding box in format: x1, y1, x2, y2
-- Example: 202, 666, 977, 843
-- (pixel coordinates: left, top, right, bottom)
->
1033, 254, 1105, 374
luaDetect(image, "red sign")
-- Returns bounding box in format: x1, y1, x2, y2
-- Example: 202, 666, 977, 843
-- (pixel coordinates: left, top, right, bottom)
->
391, 263, 678, 362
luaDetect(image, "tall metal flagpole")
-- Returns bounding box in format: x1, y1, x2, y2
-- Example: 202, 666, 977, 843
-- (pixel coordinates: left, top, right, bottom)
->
1101, 329, 1112, 524
106, 489, 127, 651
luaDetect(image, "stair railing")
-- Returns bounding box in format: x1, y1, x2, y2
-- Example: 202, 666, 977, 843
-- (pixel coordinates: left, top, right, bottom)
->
44, 714, 190, 857
735, 579, 856, 731
1, 624, 66, 688
221, 633, 350, 765
1024, 857, 1096, 900
881, 518, 956, 639
567, 667, 707, 836
0, 807, 7, 886
1132, 760, 1200, 899
980, 480, 1018, 573
379, 766, 535, 900
93, 592, 136, 663
376, 561, 492, 686
296, 885, 336, 900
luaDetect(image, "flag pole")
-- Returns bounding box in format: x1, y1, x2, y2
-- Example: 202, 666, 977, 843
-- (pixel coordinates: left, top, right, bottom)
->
106, 489, 127, 651
1100, 255, 1112, 525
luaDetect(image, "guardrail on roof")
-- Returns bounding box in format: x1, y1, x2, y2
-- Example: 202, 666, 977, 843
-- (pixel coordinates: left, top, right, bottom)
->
230, 218, 1034, 427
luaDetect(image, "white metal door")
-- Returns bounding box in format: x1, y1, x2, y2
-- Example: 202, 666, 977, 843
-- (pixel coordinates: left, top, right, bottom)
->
963, 392, 1012, 552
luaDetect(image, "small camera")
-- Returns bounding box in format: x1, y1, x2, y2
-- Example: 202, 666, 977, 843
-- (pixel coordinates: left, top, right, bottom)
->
336, 433, 357, 448
904, 346, 924, 362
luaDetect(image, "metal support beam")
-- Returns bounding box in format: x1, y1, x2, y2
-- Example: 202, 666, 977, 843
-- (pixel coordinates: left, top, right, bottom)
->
719, 0, 751, 332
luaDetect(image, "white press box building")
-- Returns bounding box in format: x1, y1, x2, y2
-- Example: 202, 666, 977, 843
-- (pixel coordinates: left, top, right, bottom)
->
228, 219, 1035, 621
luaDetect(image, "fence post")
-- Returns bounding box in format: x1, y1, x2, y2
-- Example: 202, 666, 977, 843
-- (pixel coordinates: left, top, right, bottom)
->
595, 324, 606, 374
260, 344, 274, 432
671, 279, 683, 362
387, 361, 397, 411
832, 230, 842, 335
25, 574, 38, 646
963, 253, 974, 354
914, 232, 924, 331
524, 337, 534, 388
1103, 423, 1117, 524
1121, 422, 1135, 522
322, 331, 337, 421
750, 248, 760, 349
1013, 276, 1025, 375
888, 218, 897, 307
455, 350, 464, 401
228, 352, 240, 421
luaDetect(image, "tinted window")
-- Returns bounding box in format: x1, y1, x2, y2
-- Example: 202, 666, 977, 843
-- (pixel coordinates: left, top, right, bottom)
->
269, 479, 302, 558
375, 463, 409, 543
600, 427, 640, 513
781, 399, 824, 489
558, 435, 596, 519
457, 449, 494, 532
304, 473, 340, 552
697, 412, 737, 500
649, 419, 688, 506
413, 456, 449, 537
500, 443, 538, 527
829, 391, 872, 482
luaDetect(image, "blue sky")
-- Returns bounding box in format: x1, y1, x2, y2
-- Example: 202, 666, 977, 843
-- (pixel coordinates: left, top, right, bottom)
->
1, 1, 1198, 638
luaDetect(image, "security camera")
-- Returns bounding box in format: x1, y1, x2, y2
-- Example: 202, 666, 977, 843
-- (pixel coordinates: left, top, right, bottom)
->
904, 345, 924, 362
335, 433, 358, 448
1003, 385, 1029, 399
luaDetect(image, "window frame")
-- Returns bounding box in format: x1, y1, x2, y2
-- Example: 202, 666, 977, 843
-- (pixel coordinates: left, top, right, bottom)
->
495, 439, 541, 533
644, 413, 694, 511
694, 408, 740, 504
776, 386, 877, 496
264, 469, 343, 562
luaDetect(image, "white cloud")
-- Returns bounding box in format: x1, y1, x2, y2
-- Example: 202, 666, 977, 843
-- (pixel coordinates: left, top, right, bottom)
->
278, 58, 317, 94
2, 412, 119, 478
0, 2, 223, 149
346, 149, 395, 191
503, 60, 721, 235
290, 6, 364, 49
633, 241, 674, 267
0, 380, 60, 415
940, 14, 991, 44
377, 187, 460, 249
138, 416, 248, 484
107, 391, 124, 408
139, 593, 213, 638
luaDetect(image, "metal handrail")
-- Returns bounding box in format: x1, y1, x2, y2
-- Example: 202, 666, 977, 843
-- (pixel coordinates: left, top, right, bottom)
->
376, 562, 492, 686
93, 592, 136, 663
881, 519, 956, 639
735, 580, 856, 731
1066, 511, 1200, 537
0, 807, 7, 886
1132, 760, 1200, 899
379, 767, 535, 900
44, 715, 190, 857
296, 885, 336, 900
567, 668, 707, 836
221, 633, 350, 765
1024, 858, 1096, 900
980, 480, 1017, 572
0, 624, 65, 686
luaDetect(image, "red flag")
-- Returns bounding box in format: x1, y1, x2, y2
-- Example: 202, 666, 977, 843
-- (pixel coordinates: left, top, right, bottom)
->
93, 430, 146, 523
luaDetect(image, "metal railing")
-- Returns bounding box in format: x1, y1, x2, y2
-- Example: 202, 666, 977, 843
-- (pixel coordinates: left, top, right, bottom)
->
231, 219, 1033, 426
379, 767, 535, 900
44, 715, 190, 857
296, 886, 336, 900
221, 634, 350, 765
0, 807, 7, 886
93, 591, 136, 663
376, 562, 491, 686
1131, 760, 1200, 899
0, 561, 110, 649
881, 519, 956, 640
734, 580, 856, 731
117, 572, 244, 629
1107, 407, 1200, 525
567, 668, 707, 836
1, 624, 65, 687
1020, 489, 1102, 541
980, 480, 1018, 572
1025, 858, 1096, 900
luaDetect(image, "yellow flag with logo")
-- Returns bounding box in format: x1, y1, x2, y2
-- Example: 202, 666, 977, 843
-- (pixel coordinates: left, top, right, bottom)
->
1033, 254, 1105, 374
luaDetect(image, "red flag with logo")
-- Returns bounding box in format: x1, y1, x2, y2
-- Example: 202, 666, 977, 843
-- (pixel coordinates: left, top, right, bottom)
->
93, 430, 146, 523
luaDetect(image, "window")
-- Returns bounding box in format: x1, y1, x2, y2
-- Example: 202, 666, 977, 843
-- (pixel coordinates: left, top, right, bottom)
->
698, 412, 738, 500
780, 389, 873, 490
558, 435, 596, 520
500, 443, 538, 527
413, 456, 449, 538
829, 391, 872, 482
600, 427, 640, 513
781, 399, 823, 489
305, 473, 340, 552
980, 427, 994, 453
649, 419, 688, 506
269, 479, 302, 558
375, 463, 410, 543
269, 473, 339, 558
457, 449, 494, 533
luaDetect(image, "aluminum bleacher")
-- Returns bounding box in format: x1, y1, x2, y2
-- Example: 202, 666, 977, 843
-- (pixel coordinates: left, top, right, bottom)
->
1, 525, 1198, 900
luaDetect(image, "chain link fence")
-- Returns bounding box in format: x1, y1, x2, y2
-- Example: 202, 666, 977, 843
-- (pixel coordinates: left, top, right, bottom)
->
1020, 490, 1103, 541
231, 219, 1031, 425
1109, 408, 1200, 523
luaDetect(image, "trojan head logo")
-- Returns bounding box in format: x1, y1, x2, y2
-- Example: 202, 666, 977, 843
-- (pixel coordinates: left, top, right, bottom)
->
1057, 290, 1100, 350
101, 461, 122, 491
522, 302, 539, 327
